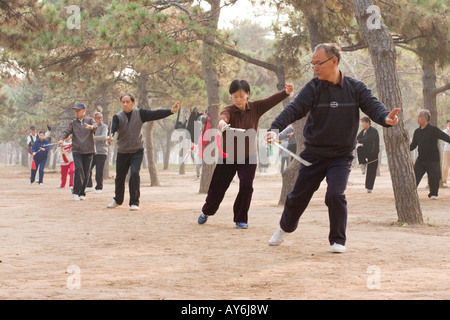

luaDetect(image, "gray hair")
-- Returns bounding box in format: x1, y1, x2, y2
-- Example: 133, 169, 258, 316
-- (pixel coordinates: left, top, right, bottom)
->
314, 43, 342, 64
94, 112, 103, 118
419, 109, 431, 122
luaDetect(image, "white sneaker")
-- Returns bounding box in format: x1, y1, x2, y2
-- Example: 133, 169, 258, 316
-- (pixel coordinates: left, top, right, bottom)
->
330, 243, 346, 253
73, 195, 80, 201
39, 183, 43, 186
79, 195, 86, 200
95, 189, 102, 194
130, 205, 139, 211
269, 227, 289, 246
430, 196, 438, 200
367, 189, 372, 193
85, 187, 94, 192
107, 200, 119, 208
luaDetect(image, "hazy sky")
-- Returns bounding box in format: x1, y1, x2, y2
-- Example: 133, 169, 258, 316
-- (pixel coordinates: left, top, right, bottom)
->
215, 0, 279, 29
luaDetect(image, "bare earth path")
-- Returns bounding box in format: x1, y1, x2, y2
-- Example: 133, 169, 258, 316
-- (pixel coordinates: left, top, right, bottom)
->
0, 164, 449, 300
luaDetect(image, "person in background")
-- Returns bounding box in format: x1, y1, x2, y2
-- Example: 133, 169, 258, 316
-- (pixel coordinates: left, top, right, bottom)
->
27, 125, 51, 182
442, 119, 450, 187
27, 125, 51, 154
278, 125, 297, 164
280, 139, 289, 173
106, 93, 180, 211
410, 110, 450, 199
57, 103, 98, 201
58, 135, 74, 189
356, 116, 380, 193
30, 131, 51, 185
86, 112, 109, 194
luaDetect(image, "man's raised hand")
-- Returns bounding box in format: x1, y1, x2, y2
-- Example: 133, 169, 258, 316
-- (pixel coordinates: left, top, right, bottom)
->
386, 108, 400, 126
171, 101, 181, 114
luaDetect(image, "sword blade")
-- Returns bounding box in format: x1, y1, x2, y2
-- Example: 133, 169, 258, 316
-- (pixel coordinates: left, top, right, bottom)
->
275, 141, 312, 167
222, 125, 246, 133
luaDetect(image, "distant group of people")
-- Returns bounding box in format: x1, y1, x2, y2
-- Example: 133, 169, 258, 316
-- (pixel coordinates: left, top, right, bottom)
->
28, 107, 112, 198
355, 111, 450, 200
26, 43, 449, 254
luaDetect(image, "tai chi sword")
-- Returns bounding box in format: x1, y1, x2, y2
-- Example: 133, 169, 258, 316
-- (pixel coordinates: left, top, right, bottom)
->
221, 124, 246, 133
271, 139, 312, 167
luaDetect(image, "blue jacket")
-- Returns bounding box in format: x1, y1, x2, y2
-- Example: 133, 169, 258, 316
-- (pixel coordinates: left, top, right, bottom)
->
32, 139, 50, 161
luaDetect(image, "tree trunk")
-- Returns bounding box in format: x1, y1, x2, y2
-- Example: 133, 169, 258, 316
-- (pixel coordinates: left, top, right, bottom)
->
163, 128, 172, 170
421, 57, 438, 126
353, 0, 423, 224
98, 91, 111, 179
199, 0, 221, 194
145, 122, 160, 186
278, 118, 306, 205
138, 71, 160, 186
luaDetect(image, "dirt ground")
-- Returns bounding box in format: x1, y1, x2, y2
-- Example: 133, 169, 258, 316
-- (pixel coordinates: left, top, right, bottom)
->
0, 163, 449, 300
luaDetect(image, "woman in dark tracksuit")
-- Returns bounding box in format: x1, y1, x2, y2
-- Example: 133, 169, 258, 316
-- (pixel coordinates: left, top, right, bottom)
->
198, 79, 294, 229
30, 132, 50, 185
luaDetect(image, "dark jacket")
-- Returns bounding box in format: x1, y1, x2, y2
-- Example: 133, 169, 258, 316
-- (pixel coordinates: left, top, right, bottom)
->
58, 117, 97, 154
357, 126, 379, 156
32, 139, 50, 161
410, 123, 450, 162
270, 72, 391, 159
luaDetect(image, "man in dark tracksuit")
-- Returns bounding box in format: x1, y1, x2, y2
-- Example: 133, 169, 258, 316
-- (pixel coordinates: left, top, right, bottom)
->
106, 93, 179, 211
410, 109, 450, 199
267, 43, 400, 253
356, 116, 380, 192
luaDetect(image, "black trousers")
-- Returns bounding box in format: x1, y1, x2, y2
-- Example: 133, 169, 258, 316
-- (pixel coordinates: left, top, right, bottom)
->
114, 149, 143, 206
87, 154, 108, 190
202, 161, 257, 223
357, 147, 378, 190
72, 152, 94, 196
280, 150, 352, 246
414, 159, 441, 197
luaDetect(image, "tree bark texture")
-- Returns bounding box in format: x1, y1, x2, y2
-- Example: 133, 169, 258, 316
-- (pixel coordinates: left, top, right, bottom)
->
421, 57, 438, 126
353, 0, 423, 224
138, 71, 160, 186
199, 0, 221, 194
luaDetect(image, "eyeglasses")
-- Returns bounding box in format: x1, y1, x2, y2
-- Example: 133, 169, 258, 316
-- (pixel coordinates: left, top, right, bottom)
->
310, 56, 335, 68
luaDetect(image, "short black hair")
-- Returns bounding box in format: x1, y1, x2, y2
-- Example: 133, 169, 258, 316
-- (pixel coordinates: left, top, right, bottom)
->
120, 93, 135, 102
229, 79, 250, 95
360, 116, 371, 124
